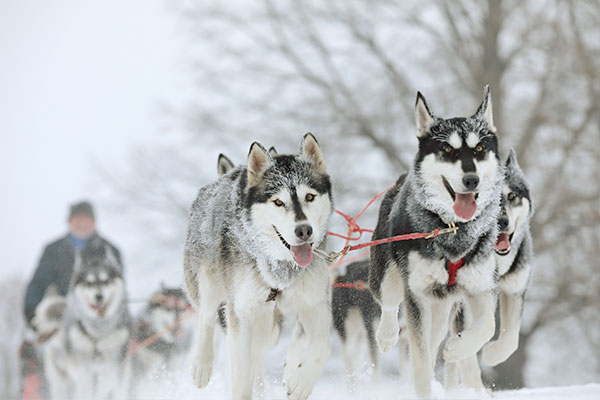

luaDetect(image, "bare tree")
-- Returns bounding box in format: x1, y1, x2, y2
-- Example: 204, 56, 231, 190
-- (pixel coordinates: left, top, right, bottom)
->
107, 0, 600, 388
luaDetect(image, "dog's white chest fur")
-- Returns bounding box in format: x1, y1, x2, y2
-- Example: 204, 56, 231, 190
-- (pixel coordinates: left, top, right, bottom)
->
68, 325, 129, 358
407, 251, 496, 296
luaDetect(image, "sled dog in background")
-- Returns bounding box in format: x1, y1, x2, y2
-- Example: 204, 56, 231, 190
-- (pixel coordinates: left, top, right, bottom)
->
131, 286, 192, 379
332, 259, 410, 390
184, 133, 333, 400
445, 149, 534, 389
482, 149, 533, 365
44, 243, 131, 400
217, 147, 278, 177
369, 86, 503, 397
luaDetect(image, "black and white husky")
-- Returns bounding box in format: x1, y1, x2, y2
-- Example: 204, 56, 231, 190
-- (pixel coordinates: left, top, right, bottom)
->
332, 260, 381, 388
184, 133, 333, 400
44, 244, 131, 400
131, 286, 192, 378
369, 87, 503, 397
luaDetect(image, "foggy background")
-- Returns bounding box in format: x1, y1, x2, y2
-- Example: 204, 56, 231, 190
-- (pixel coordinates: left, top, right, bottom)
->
1, 0, 598, 398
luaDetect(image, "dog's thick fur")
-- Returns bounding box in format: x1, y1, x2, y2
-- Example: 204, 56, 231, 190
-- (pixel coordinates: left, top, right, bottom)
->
44, 243, 131, 400
184, 133, 333, 400
369, 87, 503, 397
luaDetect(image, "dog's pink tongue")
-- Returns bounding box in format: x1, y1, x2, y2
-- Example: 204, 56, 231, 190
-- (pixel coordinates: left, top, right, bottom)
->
291, 243, 313, 267
495, 233, 510, 252
453, 193, 477, 220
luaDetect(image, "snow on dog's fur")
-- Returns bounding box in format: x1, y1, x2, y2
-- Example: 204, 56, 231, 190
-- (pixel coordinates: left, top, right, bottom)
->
184, 133, 333, 400
44, 242, 131, 400
369, 86, 503, 397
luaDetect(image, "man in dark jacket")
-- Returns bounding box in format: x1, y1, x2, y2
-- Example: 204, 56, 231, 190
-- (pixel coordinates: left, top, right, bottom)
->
20, 201, 124, 399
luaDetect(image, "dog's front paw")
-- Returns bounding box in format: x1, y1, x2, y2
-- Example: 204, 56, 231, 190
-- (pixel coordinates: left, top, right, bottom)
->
482, 339, 515, 366
443, 335, 473, 363
191, 360, 213, 388
285, 362, 318, 400
376, 319, 399, 353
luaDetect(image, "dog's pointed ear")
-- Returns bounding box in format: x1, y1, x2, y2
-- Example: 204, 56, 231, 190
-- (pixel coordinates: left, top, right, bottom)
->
474, 85, 496, 133
268, 146, 278, 158
506, 148, 522, 170
247, 142, 273, 187
300, 133, 326, 174
415, 91, 435, 138
217, 154, 235, 177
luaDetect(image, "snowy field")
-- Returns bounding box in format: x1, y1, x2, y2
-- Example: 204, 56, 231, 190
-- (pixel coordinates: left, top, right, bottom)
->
132, 325, 600, 400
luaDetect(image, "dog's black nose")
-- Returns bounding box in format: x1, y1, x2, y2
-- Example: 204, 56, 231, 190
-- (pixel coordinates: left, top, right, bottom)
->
462, 174, 479, 191
295, 224, 313, 241
498, 217, 509, 231
95, 294, 103, 303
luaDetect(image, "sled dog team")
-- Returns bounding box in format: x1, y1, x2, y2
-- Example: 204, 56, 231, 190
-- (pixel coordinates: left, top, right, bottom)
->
184, 85, 534, 399
39, 85, 533, 399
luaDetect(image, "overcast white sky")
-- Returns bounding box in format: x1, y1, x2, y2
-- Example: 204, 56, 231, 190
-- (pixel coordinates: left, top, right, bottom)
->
0, 0, 185, 280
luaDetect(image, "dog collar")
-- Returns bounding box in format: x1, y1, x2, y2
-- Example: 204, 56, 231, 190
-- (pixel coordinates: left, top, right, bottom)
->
266, 288, 281, 302
447, 258, 464, 287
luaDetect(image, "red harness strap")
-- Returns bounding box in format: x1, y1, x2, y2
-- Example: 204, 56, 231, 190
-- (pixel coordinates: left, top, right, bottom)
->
447, 258, 464, 287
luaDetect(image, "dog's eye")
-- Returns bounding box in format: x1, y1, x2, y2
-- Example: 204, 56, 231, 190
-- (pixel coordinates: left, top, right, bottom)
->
476, 144, 484, 152
443, 145, 453, 153
305, 193, 315, 202
507, 192, 516, 202
273, 199, 284, 207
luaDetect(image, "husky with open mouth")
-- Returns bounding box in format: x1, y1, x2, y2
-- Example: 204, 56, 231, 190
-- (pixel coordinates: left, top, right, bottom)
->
482, 149, 533, 365
369, 86, 504, 397
184, 133, 333, 400
44, 243, 131, 400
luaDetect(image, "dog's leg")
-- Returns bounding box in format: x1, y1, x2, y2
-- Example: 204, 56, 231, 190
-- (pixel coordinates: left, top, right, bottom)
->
249, 304, 276, 399
364, 314, 380, 383
459, 354, 485, 390
284, 301, 331, 400
44, 347, 70, 400
405, 292, 433, 398
428, 300, 453, 370
190, 269, 222, 388
444, 303, 468, 390
227, 307, 253, 400
482, 290, 524, 366
444, 291, 495, 363
341, 326, 360, 391
397, 328, 411, 384
376, 265, 403, 353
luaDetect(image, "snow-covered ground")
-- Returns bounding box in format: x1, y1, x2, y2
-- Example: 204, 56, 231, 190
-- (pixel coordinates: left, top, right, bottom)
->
132, 325, 600, 400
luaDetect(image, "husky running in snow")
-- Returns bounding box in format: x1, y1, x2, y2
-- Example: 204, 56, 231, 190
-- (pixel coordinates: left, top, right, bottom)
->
131, 286, 192, 380
44, 243, 131, 400
184, 133, 333, 400
369, 86, 503, 397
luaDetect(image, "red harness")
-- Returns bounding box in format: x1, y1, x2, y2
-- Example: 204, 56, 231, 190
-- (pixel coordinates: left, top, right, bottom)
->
447, 258, 464, 287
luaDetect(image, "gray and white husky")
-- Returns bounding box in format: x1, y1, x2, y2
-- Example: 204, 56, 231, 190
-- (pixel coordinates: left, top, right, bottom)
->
184, 133, 333, 400
44, 244, 131, 400
368, 86, 503, 397
482, 149, 533, 366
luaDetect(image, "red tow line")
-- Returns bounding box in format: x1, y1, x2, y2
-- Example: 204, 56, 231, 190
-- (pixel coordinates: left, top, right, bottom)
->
323, 183, 462, 288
